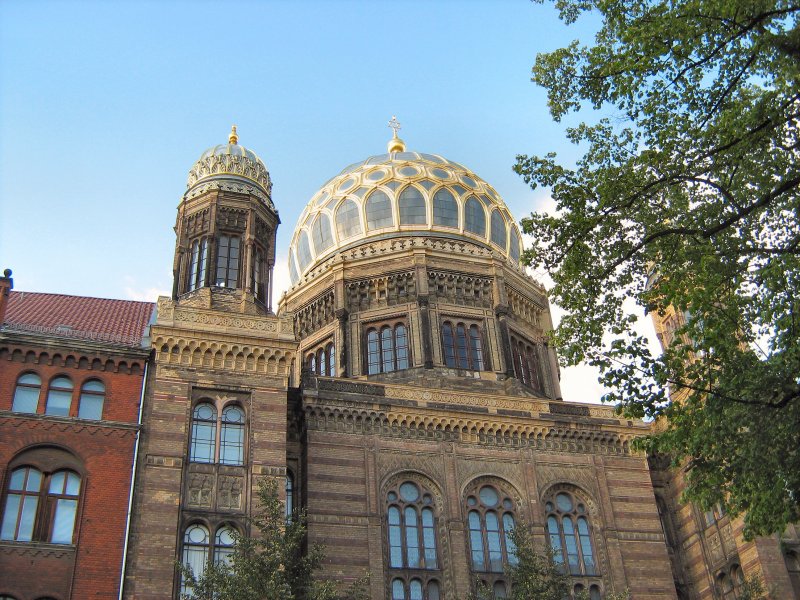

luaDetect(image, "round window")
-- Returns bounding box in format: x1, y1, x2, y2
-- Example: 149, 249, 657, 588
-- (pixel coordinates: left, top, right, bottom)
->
479, 486, 499, 507
400, 482, 420, 502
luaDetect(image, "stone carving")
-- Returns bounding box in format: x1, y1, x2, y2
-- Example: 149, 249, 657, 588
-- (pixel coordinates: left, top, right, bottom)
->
318, 379, 386, 397
295, 290, 335, 337
346, 271, 416, 311
187, 472, 213, 507
536, 464, 599, 502
173, 308, 282, 332
377, 452, 445, 484
184, 208, 211, 238
218, 475, 243, 510
458, 461, 525, 505
549, 403, 590, 417
506, 285, 546, 326
184, 178, 275, 210
187, 150, 273, 197
428, 270, 493, 308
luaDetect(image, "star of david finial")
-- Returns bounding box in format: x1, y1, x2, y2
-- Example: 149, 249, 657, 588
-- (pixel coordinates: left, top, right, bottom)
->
388, 116, 401, 138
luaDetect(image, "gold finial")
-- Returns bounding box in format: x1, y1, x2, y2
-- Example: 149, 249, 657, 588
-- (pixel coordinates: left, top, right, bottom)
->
387, 116, 406, 153
229, 125, 238, 145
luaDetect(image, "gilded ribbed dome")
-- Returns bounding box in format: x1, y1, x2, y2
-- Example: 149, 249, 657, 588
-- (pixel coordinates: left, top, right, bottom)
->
287, 149, 523, 286
186, 126, 273, 198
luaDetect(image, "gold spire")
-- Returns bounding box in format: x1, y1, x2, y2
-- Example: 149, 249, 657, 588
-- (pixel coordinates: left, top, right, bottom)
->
387, 116, 406, 153
229, 125, 238, 145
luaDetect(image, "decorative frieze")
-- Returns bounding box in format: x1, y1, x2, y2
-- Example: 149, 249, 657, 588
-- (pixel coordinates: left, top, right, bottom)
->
428, 270, 493, 308
295, 290, 335, 338
346, 271, 416, 312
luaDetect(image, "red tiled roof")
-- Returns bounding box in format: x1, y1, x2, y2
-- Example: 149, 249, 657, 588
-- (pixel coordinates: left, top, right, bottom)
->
3, 291, 155, 348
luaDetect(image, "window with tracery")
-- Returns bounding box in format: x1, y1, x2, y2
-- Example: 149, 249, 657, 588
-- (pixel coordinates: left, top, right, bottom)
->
180, 523, 239, 596
386, 479, 442, 600
366, 323, 409, 375
545, 490, 597, 576
433, 188, 458, 228
399, 186, 427, 225
715, 563, 744, 600
510, 335, 543, 394
187, 238, 208, 292
190, 402, 246, 466
366, 190, 394, 230
441, 321, 484, 371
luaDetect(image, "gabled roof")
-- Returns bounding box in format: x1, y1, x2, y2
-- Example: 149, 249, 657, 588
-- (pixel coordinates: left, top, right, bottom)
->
2, 291, 155, 348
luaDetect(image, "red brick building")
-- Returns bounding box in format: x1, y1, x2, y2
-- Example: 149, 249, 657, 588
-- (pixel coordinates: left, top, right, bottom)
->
0, 270, 154, 600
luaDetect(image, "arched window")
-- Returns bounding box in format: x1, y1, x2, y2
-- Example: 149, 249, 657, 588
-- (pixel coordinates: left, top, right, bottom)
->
511, 337, 543, 394
78, 379, 104, 420
509, 228, 521, 262
399, 186, 427, 225
466, 483, 517, 597
190, 403, 217, 463
252, 245, 266, 302
305, 342, 335, 376
45, 376, 73, 417
215, 235, 240, 288
187, 238, 208, 292
214, 525, 236, 566
1, 467, 81, 545
464, 197, 486, 236
366, 324, 409, 374
312, 213, 334, 253
181, 524, 210, 595
12, 373, 40, 413
327, 342, 336, 376
296, 231, 313, 271
307, 352, 317, 374
220, 406, 245, 466
366, 190, 394, 230
288, 252, 300, 285
317, 347, 328, 376
285, 471, 294, 520
336, 199, 362, 239
386, 479, 441, 599
490, 210, 507, 249
441, 322, 484, 370
433, 189, 458, 228
545, 490, 597, 576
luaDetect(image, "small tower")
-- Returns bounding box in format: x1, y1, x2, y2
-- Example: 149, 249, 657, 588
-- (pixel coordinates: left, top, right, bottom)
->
172, 126, 279, 314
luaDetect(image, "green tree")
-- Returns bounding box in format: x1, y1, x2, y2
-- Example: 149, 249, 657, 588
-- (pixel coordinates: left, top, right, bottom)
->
516, 0, 800, 538
505, 524, 570, 600
179, 478, 368, 600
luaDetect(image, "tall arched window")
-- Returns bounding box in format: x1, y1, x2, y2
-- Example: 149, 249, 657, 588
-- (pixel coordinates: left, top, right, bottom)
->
1, 467, 81, 545
215, 235, 240, 288
433, 189, 458, 228
366, 324, 409, 374
545, 490, 597, 576
296, 231, 313, 272
220, 406, 245, 466
464, 197, 486, 236
366, 190, 394, 230
190, 403, 217, 463
285, 471, 294, 520
306, 342, 335, 376
12, 373, 41, 413
327, 342, 335, 376
336, 199, 362, 239
511, 336, 543, 394
399, 186, 427, 225
45, 376, 73, 417
386, 479, 441, 600
490, 210, 507, 249
509, 228, 521, 262
214, 525, 236, 566
78, 379, 104, 420
252, 245, 266, 303
187, 238, 208, 292
181, 524, 210, 595
312, 213, 334, 253
466, 483, 517, 597
441, 322, 484, 370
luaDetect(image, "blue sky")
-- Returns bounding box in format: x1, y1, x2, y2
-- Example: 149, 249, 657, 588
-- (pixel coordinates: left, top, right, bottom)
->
1, 0, 635, 402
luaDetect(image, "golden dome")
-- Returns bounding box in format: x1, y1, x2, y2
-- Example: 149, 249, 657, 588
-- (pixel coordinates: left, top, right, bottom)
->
287, 149, 523, 286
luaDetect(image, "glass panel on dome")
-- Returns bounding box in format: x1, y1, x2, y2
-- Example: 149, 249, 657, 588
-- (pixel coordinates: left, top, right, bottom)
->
338, 177, 356, 193
420, 153, 444, 163
460, 175, 477, 188
296, 231, 313, 271
398, 166, 419, 177
288, 252, 299, 285
399, 187, 427, 225
325, 197, 340, 211
396, 152, 417, 161
418, 179, 436, 191
366, 154, 390, 165
312, 213, 334, 253
490, 211, 507, 249
336, 199, 362, 240
366, 190, 394, 230
314, 191, 329, 206
431, 168, 450, 179
465, 197, 487, 236
339, 161, 363, 175
367, 169, 386, 181
385, 181, 401, 191
352, 186, 370, 198
451, 184, 467, 197
433, 189, 458, 228
509, 228, 521, 262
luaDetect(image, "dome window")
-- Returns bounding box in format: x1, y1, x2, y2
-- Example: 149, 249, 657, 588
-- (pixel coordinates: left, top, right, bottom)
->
399, 186, 427, 225
464, 197, 487, 237
288, 253, 300, 285
433, 189, 458, 228
398, 166, 419, 177
367, 169, 387, 182
431, 168, 450, 180
338, 177, 356, 193
366, 190, 394, 231
509, 228, 521, 262
336, 199, 363, 240
296, 231, 313, 271
490, 211, 507, 249
460, 175, 477, 188
311, 213, 334, 253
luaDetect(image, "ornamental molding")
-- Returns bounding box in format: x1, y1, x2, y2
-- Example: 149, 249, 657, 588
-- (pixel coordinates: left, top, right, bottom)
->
187, 153, 273, 200
458, 461, 526, 507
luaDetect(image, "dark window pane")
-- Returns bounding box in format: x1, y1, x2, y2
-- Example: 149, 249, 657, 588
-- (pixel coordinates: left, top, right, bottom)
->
296, 231, 312, 272
312, 213, 334, 253
395, 325, 409, 370
455, 324, 469, 369
490, 210, 507, 248
442, 323, 456, 368
433, 189, 458, 227
399, 187, 427, 225
367, 330, 380, 375
465, 197, 486, 236
366, 190, 394, 230
336, 199, 363, 239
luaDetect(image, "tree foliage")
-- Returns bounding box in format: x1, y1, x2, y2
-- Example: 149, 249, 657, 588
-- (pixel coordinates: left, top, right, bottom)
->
179, 478, 368, 600
516, 0, 800, 538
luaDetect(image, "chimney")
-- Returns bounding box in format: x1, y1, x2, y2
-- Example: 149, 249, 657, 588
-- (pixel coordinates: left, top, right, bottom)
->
0, 268, 14, 324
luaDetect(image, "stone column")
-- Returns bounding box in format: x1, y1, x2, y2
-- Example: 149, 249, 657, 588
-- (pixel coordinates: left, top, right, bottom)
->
335, 308, 349, 378
417, 295, 433, 369
495, 305, 515, 377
